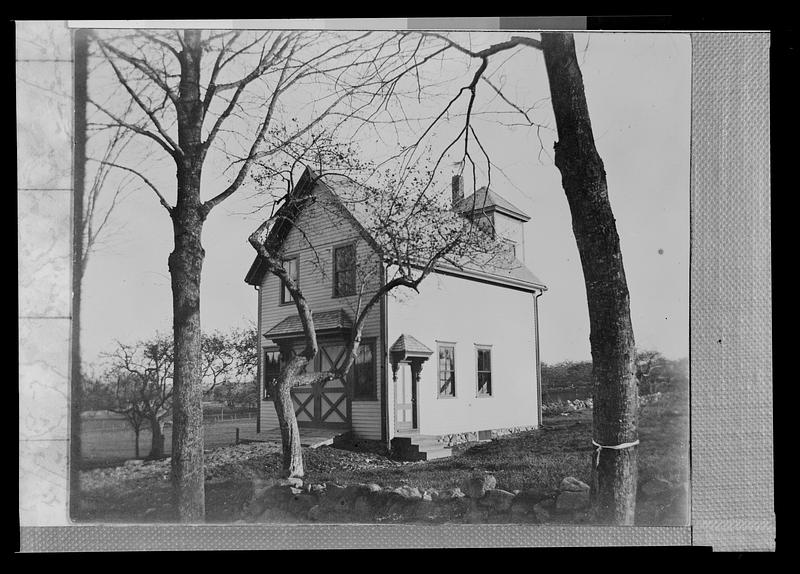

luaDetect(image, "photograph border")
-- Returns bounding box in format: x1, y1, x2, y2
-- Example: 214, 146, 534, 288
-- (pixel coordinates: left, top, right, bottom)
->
16, 19, 773, 551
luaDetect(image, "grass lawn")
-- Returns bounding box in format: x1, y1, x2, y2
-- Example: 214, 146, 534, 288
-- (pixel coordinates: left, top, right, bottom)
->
75, 390, 688, 524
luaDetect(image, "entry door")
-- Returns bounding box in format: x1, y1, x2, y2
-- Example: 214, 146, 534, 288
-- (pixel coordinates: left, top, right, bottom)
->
316, 344, 349, 427
395, 362, 416, 431
290, 342, 350, 428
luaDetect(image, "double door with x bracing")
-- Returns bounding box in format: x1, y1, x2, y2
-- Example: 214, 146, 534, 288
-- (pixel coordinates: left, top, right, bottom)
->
290, 341, 351, 429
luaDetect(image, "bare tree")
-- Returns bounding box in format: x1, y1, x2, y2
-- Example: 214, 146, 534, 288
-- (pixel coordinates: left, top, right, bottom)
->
370, 30, 640, 524
107, 373, 149, 459
86, 28, 449, 520
105, 335, 175, 459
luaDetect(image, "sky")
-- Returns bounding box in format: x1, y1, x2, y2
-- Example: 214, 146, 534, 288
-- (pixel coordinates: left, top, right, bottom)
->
81, 31, 691, 367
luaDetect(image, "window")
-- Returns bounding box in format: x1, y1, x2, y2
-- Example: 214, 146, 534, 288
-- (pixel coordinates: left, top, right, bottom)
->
438, 344, 456, 397
333, 244, 356, 297
280, 258, 299, 304
474, 213, 495, 238
351, 342, 375, 400
476, 347, 492, 396
263, 350, 282, 400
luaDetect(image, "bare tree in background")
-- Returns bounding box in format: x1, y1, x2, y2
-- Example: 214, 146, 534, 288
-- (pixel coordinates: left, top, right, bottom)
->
105, 335, 174, 459
87, 28, 452, 520
96, 330, 253, 459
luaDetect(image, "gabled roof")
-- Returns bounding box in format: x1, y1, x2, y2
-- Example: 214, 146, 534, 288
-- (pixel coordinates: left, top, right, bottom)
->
454, 187, 531, 222
245, 166, 546, 292
264, 309, 353, 341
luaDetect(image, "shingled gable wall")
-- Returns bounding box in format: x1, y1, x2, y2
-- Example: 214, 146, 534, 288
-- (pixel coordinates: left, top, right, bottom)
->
258, 181, 385, 440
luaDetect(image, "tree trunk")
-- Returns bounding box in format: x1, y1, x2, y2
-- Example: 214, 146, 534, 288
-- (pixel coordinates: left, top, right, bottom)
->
169, 29, 207, 522
149, 418, 165, 459
541, 32, 639, 525
274, 379, 304, 477
134, 427, 141, 459
169, 195, 206, 519
70, 27, 89, 519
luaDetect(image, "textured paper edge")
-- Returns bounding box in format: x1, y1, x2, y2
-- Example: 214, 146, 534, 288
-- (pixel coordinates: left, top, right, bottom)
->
16, 24, 773, 551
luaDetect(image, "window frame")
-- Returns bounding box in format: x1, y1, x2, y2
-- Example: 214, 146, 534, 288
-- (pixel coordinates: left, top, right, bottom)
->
350, 339, 377, 401
475, 345, 493, 398
263, 347, 283, 401
279, 257, 299, 305
436, 341, 457, 399
332, 242, 357, 298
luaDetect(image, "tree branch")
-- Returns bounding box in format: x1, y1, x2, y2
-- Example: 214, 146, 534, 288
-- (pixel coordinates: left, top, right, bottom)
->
91, 159, 173, 214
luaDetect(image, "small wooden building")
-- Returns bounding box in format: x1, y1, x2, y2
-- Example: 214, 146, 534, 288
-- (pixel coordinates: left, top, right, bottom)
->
245, 167, 547, 456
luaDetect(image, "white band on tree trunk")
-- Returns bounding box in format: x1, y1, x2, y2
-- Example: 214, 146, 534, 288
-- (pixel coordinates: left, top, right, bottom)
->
592, 439, 640, 468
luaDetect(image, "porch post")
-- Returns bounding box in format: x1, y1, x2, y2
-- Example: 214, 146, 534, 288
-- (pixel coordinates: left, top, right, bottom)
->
410, 360, 424, 430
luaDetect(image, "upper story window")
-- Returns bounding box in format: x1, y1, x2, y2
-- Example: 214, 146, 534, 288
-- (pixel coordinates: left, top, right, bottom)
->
438, 343, 456, 398
333, 244, 356, 297
476, 347, 492, 397
280, 258, 299, 304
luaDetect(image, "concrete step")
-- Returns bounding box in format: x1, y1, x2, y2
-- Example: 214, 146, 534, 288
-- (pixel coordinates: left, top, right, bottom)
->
391, 435, 453, 461
419, 447, 452, 461
393, 435, 443, 447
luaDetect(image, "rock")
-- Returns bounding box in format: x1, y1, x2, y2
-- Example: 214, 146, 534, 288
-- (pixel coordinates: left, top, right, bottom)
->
461, 474, 497, 498
433, 487, 466, 501
392, 485, 422, 500
464, 504, 488, 523
308, 505, 322, 521
326, 483, 347, 500
309, 483, 326, 494
641, 477, 672, 498
289, 486, 303, 495
287, 492, 317, 512
353, 496, 373, 515
516, 488, 550, 506
243, 497, 268, 519
124, 459, 145, 467
559, 476, 590, 493
366, 483, 383, 493
532, 502, 551, 522
555, 489, 590, 511
480, 489, 515, 512
277, 477, 303, 488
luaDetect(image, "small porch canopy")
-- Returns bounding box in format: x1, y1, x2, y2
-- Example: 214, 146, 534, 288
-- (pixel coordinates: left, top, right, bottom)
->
389, 334, 434, 364
389, 334, 433, 432
264, 309, 354, 343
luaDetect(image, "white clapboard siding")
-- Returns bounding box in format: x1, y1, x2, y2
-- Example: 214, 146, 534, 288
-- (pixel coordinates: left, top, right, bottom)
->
351, 401, 382, 440
260, 402, 281, 432
259, 183, 384, 439
386, 270, 540, 437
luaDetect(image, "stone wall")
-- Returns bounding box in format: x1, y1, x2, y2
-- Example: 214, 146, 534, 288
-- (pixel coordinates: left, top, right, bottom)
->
438, 425, 538, 448
243, 473, 601, 525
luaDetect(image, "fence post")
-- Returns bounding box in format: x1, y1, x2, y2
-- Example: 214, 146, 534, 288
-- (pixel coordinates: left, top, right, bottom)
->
235, 427, 240, 445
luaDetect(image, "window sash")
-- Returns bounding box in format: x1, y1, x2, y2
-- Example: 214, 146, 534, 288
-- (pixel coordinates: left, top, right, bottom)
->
438, 345, 456, 397
477, 348, 492, 396
333, 245, 356, 297
263, 350, 282, 400
352, 343, 375, 399
280, 258, 298, 303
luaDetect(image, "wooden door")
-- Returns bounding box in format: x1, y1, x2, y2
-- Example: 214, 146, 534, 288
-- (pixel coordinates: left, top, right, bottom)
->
395, 362, 416, 431
290, 341, 350, 428
316, 343, 349, 427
